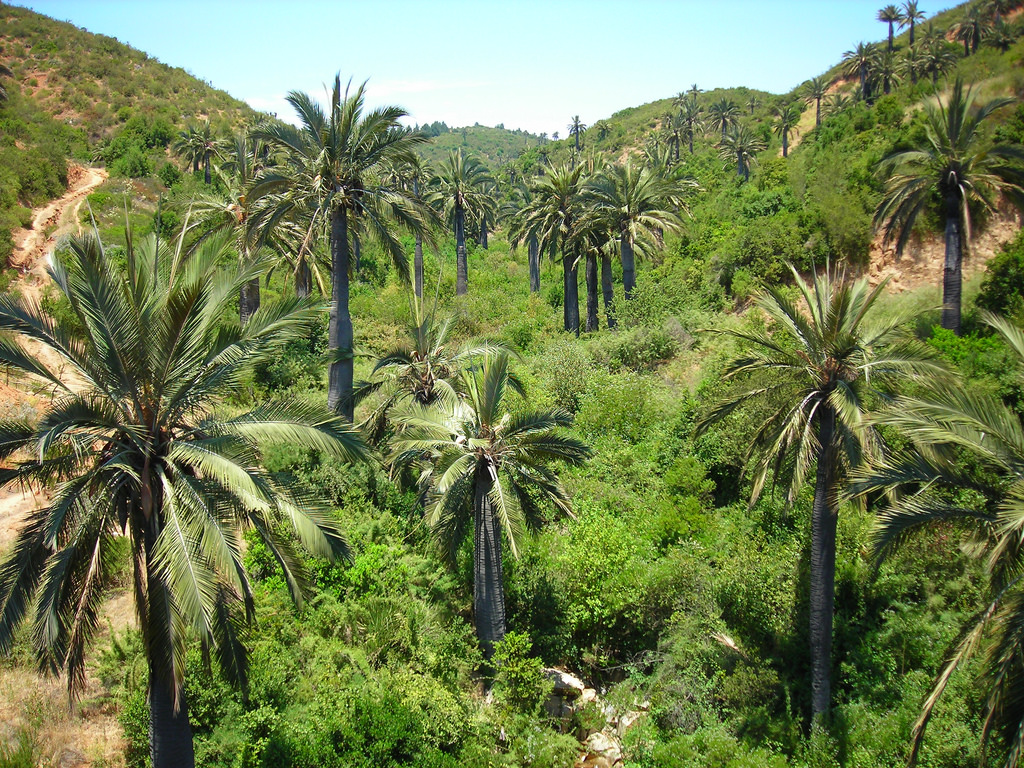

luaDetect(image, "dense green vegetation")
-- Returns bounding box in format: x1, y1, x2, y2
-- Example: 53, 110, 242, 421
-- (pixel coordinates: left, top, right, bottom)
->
1, 1, 1024, 767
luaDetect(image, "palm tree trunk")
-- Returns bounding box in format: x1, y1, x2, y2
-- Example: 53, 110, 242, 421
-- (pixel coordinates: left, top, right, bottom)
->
474, 467, 506, 660
941, 202, 963, 335
149, 662, 195, 768
910, 20, 916, 48
528, 235, 540, 293
601, 251, 616, 329
585, 252, 598, 332
782, 131, 788, 158
621, 237, 637, 301
563, 251, 579, 335
479, 216, 488, 250
295, 258, 311, 299
239, 279, 260, 326
815, 99, 821, 128
810, 403, 838, 723
328, 206, 354, 420
888, 23, 894, 52
414, 232, 424, 299
456, 204, 468, 296
204, 155, 211, 186
688, 130, 694, 154
963, 39, 970, 56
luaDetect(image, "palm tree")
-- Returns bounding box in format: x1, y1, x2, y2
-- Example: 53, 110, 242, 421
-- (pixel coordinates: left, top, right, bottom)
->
920, 39, 958, 84
773, 103, 802, 158
184, 132, 277, 325
389, 353, 589, 658
428, 149, 495, 297
952, 6, 987, 55
871, 48, 901, 95
900, 44, 925, 85
0, 63, 12, 103
382, 156, 433, 300
985, 18, 1018, 52
875, 78, 1024, 335
506, 183, 544, 294
853, 314, 1024, 768
805, 77, 829, 128
708, 98, 740, 139
843, 42, 876, 102
901, 0, 927, 47
354, 296, 512, 443
679, 95, 704, 154
878, 4, 904, 51
173, 120, 224, 185
700, 266, 942, 723
568, 115, 587, 163
824, 92, 851, 118
587, 160, 690, 309
666, 110, 688, 163
254, 76, 427, 420
0, 223, 367, 768
746, 94, 760, 116
519, 162, 586, 334
719, 123, 765, 181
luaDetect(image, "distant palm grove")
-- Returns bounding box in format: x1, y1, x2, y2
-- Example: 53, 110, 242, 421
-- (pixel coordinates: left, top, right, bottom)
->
2, 1, 1024, 768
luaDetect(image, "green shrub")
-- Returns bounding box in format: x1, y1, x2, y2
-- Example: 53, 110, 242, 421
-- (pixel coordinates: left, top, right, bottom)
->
492, 632, 552, 714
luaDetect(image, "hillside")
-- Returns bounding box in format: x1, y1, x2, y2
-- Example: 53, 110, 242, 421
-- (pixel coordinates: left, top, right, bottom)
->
2, 2, 1024, 768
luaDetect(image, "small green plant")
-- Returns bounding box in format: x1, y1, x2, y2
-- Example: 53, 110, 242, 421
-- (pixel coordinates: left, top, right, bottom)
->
492, 632, 552, 715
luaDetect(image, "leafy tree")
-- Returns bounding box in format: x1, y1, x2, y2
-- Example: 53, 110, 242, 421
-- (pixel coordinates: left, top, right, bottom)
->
389, 353, 589, 658
773, 103, 802, 158
920, 37, 958, 84
804, 77, 829, 128
0, 224, 367, 768
708, 98, 740, 140
701, 266, 941, 723
875, 78, 1024, 335
719, 123, 765, 181
587, 159, 690, 310
843, 42, 875, 102
173, 120, 224, 185
518, 162, 586, 334
428, 149, 495, 297
854, 313, 1024, 768
255, 75, 427, 419
900, 0, 927, 47
878, 4, 904, 51
901, 44, 925, 85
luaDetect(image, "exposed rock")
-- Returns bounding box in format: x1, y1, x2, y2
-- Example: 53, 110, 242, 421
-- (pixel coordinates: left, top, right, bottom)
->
544, 667, 586, 697
617, 709, 644, 736
581, 687, 598, 703
576, 757, 614, 768
583, 730, 622, 765
56, 748, 88, 768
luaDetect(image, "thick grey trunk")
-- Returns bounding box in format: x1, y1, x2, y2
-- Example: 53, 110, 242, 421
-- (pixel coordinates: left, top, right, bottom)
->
456, 205, 468, 296
528, 236, 540, 293
478, 217, 488, 250
414, 232, 424, 299
563, 251, 579, 336
621, 237, 636, 301
585, 252, 598, 332
473, 468, 506, 660
328, 206, 354, 420
815, 99, 821, 128
353, 232, 361, 276
810, 403, 838, 723
888, 23, 894, 52
941, 205, 963, 335
239, 278, 260, 326
601, 251, 616, 329
782, 131, 788, 158
149, 663, 195, 768
295, 258, 311, 299
203, 155, 211, 186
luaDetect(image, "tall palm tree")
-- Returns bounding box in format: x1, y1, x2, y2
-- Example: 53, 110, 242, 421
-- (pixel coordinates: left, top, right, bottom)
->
985, 18, 1017, 52
382, 156, 433, 300
952, 6, 987, 55
184, 132, 277, 325
900, 44, 925, 85
519, 162, 586, 334
746, 94, 760, 116
875, 78, 1024, 335
173, 120, 224, 185
708, 98, 740, 139
428, 149, 495, 297
805, 77, 829, 128
506, 183, 544, 294
700, 266, 942, 723
824, 92, 851, 118
568, 115, 587, 163
587, 160, 690, 309
871, 48, 901, 95
773, 102, 802, 158
853, 314, 1024, 768
719, 123, 766, 181
254, 75, 427, 420
901, 0, 927, 47
679, 95, 704, 154
0, 223, 367, 768
389, 353, 589, 658
843, 42, 876, 102
920, 39, 958, 84
878, 5, 904, 51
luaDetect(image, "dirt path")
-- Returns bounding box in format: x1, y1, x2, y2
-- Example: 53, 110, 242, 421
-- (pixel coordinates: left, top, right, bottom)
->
10, 163, 107, 306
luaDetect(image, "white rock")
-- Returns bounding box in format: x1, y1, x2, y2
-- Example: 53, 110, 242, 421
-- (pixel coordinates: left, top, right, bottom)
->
584, 730, 622, 764
544, 667, 586, 696
581, 687, 598, 703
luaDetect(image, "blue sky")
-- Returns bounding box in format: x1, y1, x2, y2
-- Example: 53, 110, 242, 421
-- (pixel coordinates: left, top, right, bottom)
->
14, 1, 955, 135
